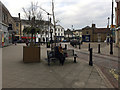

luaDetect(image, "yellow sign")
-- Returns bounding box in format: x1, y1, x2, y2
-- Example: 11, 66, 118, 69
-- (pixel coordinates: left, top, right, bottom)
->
2, 34, 4, 42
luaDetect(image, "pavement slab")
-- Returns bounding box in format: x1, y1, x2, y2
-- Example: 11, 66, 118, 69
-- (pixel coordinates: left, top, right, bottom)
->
2, 44, 110, 88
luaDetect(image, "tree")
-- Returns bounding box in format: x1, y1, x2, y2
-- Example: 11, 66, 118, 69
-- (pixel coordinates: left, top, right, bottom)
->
22, 2, 43, 46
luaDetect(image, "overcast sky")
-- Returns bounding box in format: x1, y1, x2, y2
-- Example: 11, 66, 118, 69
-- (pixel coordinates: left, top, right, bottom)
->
0, 0, 117, 30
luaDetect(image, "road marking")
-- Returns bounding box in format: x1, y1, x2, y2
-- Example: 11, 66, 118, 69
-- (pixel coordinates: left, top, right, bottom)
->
109, 69, 119, 81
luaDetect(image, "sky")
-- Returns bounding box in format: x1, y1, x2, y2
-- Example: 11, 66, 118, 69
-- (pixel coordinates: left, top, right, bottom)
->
0, 0, 117, 30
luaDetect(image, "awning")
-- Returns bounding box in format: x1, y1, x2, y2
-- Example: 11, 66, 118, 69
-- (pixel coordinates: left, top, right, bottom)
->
21, 37, 36, 39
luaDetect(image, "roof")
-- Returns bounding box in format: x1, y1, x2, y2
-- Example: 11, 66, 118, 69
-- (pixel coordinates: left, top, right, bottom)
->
13, 17, 20, 22
21, 19, 53, 26
64, 29, 73, 35
94, 28, 111, 33
82, 26, 91, 30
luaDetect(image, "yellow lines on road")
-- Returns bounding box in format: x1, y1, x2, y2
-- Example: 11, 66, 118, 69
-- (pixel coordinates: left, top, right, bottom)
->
109, 69, 119, 81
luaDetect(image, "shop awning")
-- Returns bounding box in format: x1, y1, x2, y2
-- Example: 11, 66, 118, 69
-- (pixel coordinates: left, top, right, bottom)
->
21, 37, 36, 39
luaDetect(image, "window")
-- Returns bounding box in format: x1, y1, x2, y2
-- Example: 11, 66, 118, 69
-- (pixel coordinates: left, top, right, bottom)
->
16, 23, 19, 27
58, 33, 60, 36
86, 31, 89, 34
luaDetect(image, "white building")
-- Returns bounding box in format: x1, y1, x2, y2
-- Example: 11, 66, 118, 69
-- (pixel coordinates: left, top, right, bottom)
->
55, 25, 65, 41
21, 20, 65, 43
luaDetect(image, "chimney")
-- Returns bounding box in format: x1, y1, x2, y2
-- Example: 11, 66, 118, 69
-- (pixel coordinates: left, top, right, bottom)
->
92, 24, 96, 28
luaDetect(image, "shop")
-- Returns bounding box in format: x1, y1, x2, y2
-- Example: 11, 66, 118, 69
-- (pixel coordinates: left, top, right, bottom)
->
0, 30, 2, 48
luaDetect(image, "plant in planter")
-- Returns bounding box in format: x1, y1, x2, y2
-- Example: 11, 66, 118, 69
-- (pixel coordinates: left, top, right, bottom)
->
22, 2, 43, 62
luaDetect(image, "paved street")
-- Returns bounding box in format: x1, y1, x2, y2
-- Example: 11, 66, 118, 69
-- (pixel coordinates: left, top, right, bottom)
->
64, 42, 119, 88
2, 44, 111, 88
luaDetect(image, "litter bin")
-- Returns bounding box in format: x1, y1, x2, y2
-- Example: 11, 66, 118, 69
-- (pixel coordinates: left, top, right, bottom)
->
47, 42, 50, 48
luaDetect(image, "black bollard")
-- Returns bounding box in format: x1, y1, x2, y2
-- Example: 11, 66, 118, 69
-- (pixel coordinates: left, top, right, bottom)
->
65, 44, 67, 50
74, 54, 77, 63
110, 42, 113, 55
79, 43, 81, 49
89, 48, 93, 66
110, 36, 113, 55
98, 44, 101, 53
88, 43, 90, 51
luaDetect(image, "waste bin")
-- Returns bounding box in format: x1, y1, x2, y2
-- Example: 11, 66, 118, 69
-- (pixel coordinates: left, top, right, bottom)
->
47, 42, 50, 48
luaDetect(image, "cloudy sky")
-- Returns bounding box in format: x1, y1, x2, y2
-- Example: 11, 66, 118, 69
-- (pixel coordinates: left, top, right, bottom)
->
0, 0, 117, 30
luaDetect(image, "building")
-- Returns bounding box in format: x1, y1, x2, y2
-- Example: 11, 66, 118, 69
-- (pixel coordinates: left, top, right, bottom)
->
73, 29, 82, 41
64, 29, 73, 41
115, 0, 120, 47
13, 17, 21, 40
82, 24, 112, 42
0, 1, 16, 47
55, 25, 65, 41
21, 19, 65, 43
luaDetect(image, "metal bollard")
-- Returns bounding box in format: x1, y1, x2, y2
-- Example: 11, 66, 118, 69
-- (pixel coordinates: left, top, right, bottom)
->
74, 54, 77, 63
79, 43, 81, 49
89, 48, 93, 66
65, 44, 67, 50
98, 44, 101, 53
110, 42, 113, 55
88, 43, 90, 51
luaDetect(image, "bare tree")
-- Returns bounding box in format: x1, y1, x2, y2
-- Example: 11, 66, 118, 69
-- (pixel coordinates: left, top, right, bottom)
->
22, 2, 44, 45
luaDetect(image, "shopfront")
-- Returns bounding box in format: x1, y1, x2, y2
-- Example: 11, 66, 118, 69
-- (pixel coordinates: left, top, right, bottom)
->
0, 30, 2, 48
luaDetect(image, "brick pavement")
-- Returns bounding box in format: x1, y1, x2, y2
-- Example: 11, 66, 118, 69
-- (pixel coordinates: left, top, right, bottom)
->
2, 44, 111, 88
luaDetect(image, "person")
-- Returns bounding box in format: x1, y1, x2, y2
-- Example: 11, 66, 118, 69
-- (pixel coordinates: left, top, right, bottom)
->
59, 44, 63, 54
26, 39, 29, 46
54, 44, 65, 65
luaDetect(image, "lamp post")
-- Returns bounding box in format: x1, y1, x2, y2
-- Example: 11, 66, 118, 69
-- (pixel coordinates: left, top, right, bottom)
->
50, 29, 53, 43
107, 17, 110, 28
50, 17, 53, 44
110, 0, 114, 55
18, 13, 21, 40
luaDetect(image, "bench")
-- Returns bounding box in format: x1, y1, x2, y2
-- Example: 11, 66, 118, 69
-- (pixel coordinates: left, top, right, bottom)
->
47, 49, 77, 66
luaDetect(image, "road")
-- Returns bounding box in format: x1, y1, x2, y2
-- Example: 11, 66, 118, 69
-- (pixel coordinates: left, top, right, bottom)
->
61, 42, 119, 88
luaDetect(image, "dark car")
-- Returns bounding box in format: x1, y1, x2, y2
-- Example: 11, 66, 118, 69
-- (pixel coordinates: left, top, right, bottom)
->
70, 39, 80, 46
17, 39, 25, 43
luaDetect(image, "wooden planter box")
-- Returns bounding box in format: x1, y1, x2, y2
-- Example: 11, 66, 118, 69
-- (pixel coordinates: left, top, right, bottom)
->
23, 46, 40, 63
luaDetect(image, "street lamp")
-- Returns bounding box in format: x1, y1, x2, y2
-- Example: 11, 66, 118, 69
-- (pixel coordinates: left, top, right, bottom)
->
107, 17, 110, 28
110, 0, 114, 55
18, 13, 21, 40
50, 29, 53, 43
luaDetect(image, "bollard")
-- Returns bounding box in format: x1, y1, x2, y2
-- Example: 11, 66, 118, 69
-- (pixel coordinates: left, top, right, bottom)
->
88, 43, 90, 51
65, 44, 67, 50
74, 54, 77, 63
79, 43, 81, 49
110, 42, 113, 55
89, 48, 93, 66
98, 44, 101, 53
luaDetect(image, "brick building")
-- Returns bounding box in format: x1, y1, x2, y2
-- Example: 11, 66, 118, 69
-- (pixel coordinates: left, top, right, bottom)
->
82, 24, 112, 42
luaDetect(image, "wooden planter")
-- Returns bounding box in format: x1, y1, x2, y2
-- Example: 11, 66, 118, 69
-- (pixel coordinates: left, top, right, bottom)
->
23, 46, 40, 63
